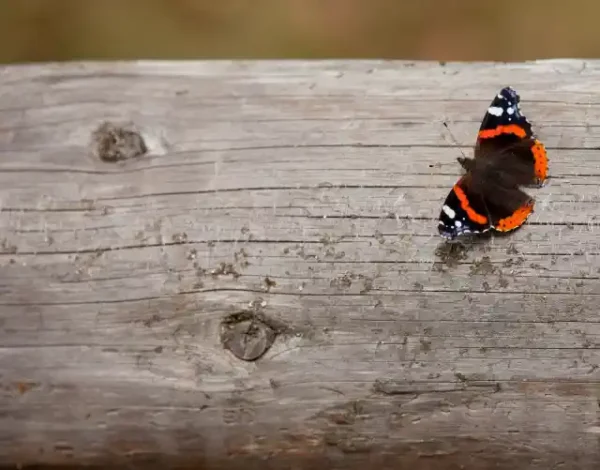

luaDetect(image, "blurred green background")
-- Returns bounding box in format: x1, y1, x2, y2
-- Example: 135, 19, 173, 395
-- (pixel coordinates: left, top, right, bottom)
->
1, 0, 599, 63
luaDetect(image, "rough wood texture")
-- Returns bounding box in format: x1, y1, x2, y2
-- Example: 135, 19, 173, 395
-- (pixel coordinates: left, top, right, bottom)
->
1, 60, 599, 469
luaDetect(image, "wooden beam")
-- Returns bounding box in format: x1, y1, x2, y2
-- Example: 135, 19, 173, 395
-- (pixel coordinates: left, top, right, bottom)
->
0, 60, 599, 469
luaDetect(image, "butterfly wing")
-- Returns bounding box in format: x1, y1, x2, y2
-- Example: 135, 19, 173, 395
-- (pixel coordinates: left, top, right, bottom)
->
469, 87, 547, 233
438, 176, 492, 239
475, 86, 548, 186
477, 86, 533, 142
465, 146, 536, 232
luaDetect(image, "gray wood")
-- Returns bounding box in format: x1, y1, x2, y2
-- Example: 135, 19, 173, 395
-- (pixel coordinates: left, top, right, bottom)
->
1, 59, 599, 469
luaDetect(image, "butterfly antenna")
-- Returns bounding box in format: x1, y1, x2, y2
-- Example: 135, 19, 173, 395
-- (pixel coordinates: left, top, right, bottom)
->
442, 121, 469, 163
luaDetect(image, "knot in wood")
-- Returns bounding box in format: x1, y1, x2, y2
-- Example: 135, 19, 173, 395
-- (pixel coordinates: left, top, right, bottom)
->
91, 121, 147, 162
220, 313, 276, 361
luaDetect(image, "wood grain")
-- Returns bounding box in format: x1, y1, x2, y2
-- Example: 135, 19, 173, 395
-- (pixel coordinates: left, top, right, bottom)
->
0, 59, 599, 469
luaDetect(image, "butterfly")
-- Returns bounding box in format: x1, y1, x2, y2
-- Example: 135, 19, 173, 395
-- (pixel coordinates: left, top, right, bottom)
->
438, 86, 548, 240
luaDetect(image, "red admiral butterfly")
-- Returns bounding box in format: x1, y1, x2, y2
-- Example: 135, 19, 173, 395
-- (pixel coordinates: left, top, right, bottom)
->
438, 86, 548, 240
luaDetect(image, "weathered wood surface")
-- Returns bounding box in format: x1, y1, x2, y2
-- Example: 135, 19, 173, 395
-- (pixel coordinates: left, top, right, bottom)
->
1, 59, 599, 469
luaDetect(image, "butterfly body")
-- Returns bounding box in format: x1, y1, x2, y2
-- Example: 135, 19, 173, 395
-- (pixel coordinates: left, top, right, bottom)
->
438, 87, 548, 240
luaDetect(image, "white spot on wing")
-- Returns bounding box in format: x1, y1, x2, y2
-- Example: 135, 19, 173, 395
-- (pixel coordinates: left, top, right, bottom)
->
455, 220, 462, 227
487, 106, 504, 117
442, 205, 456, 219
497, 93, 504, 99
506, 107, 515, 115
439, 223, 491, 239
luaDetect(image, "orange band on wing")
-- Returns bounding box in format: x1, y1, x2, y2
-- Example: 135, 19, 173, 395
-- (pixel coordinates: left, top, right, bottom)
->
453, 184, 488, 225
531, 139, 548, 182
478, 124, 527, 139
494, 201, 534, 232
